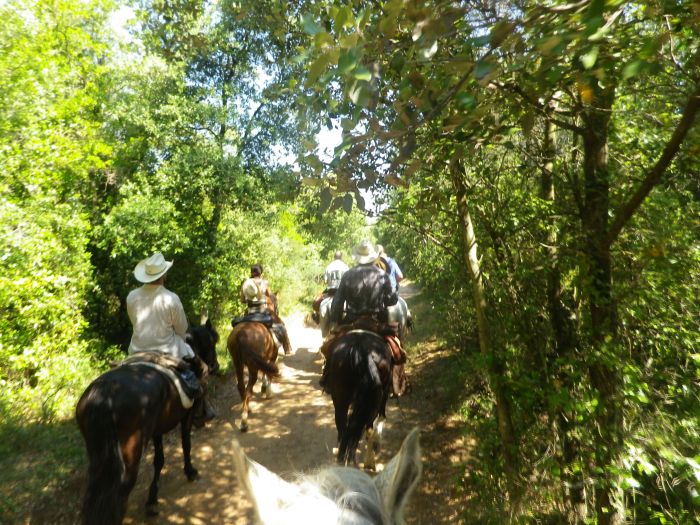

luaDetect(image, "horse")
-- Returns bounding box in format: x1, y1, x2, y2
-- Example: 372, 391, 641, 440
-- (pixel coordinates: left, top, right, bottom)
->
324, 329, 394, 468
387, 296, 413, 341
75, 320, 219, 525
228, 293, 282, 432
232, 428, 422, 525
318, 294, 334, 338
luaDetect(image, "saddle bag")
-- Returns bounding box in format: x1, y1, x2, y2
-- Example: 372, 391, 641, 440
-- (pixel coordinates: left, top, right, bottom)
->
179, 369, 203, 399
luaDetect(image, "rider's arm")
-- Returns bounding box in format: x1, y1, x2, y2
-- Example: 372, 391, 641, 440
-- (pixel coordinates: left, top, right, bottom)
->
170, 294, 189, 338
394, 260, 404, 283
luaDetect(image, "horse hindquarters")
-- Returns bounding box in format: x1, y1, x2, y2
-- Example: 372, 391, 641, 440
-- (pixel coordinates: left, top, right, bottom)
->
332, 340, 388, 466
77, 387, 137, 525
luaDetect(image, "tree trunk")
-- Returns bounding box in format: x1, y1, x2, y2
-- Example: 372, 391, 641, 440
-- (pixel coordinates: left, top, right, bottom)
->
451, 161, 519, 499
581, 84, 623, 525
540, 111, 587, 522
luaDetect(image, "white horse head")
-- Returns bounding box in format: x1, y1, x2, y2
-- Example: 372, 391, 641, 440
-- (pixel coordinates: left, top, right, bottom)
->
232, 428, 422, 525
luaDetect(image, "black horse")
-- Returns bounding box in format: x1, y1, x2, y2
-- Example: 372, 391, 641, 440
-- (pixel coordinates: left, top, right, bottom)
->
324, 330, 393, 468
75, 320, 219, 525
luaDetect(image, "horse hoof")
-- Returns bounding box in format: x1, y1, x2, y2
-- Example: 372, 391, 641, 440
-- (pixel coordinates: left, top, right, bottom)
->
240, 423, 249, 433
186, 468, 199, 481
145, 503, 159, 516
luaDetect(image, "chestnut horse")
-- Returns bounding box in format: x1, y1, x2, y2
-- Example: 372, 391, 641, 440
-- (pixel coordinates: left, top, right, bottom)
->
75, 320, 219, 525
323, 329, 394, 468
227, 293, 282, 432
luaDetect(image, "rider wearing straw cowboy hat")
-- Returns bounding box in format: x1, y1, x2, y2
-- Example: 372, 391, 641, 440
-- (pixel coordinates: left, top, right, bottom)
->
127, 252, 194, 359
127, 251, 215, 425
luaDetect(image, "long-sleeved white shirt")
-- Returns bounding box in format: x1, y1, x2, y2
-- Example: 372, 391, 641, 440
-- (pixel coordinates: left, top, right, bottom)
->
126, 284, 194, 359
324, 259, 349, 290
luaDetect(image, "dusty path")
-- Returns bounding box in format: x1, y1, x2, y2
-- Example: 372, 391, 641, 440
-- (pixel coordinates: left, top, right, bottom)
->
41, 283, 469, 524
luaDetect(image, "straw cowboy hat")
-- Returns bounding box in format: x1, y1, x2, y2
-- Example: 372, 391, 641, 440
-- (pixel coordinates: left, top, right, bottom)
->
133, 252, 173, 283
352, 240, 379, 265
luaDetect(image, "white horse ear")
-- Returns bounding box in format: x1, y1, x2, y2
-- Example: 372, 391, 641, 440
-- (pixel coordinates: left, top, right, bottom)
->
231, 440, 302, 525
374, 428, 422, 525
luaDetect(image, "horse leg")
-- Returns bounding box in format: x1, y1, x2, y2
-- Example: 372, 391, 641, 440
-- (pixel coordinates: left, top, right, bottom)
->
181, 417, 198, 481
261, 374, 273, 399
117, 433, 143, 521
332, 392, 350, 462
235, 360, 246, 403
240, 366, 257, 432
145, 435, 164, 515
363, 417, 385, 471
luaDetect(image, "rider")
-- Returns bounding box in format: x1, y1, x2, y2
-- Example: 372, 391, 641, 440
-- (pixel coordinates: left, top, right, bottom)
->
320, 240, 399, 389
127, 251, 215, 426
376, 244, 404, 293
239, 264, 293, 355
312, 250, 349, 323
328, 240, 398, 329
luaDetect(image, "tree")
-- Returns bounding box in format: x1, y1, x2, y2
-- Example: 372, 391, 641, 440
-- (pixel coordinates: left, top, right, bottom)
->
295, 1, 700, 521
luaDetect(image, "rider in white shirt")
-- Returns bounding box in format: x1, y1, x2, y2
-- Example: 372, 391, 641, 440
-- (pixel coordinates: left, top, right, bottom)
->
127, 252, 194, 359
324, 251, 349, 291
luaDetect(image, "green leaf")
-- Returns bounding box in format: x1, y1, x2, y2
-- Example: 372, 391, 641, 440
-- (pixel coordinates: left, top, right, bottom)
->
334, 5, 353, 29
456, 92, 477, 109
307, 52, 334, 83
302, 13, 323, 35
302, 177, 323, 187
338, 49, 359, 74
490, 20, 515, 47
348, 82, 370, 107
352, 66, 372, 81
622, 59, 645, 79
580, 47, 599, 69
340, 118, 356, 130
474, 59, 493, 80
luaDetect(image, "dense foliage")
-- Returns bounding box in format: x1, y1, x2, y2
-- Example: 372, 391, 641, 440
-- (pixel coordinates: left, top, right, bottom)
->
295, 1, 700, 523
1, 1, 698, 524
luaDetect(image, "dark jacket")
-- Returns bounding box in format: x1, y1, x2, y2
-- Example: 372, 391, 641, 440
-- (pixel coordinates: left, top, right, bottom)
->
329, 263, 398, 325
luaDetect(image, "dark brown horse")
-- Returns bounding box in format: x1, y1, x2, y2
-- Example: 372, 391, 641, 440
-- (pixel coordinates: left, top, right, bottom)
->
227, 293, 282, 432
323, 329, 393, 468
75, 320, 219, 525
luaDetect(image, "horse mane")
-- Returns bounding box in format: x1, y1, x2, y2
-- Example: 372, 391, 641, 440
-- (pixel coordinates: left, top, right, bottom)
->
233, 428, 422, 525
298, 467, 385, 524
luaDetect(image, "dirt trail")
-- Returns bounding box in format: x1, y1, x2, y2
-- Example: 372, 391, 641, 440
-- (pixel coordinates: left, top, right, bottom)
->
95, 284, 468, 524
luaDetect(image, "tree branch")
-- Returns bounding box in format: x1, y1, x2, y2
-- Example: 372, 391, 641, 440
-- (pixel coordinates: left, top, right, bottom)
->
239, 102, 267, 156
605, 81, 700, 247
496, 82, 585, 134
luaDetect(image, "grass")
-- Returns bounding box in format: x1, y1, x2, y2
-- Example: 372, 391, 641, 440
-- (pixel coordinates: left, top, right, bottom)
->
0, 417, 85, 523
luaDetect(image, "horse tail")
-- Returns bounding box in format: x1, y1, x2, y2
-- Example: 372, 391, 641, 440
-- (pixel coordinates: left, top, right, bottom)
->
339, 338, 386, 464
240, 345, 281, 378
76, 385, 128, 525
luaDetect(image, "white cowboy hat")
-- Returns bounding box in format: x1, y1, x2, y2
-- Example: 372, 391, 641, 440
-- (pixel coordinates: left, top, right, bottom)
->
133, 252, 173, 283
352, 240, 379, 265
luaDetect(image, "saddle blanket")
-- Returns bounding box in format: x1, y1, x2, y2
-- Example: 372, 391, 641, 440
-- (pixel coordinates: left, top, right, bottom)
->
120, 352, 199, 409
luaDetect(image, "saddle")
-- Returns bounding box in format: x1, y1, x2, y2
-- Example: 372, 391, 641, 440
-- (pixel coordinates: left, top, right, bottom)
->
320, 317, 406, 364
117, 352, 204, 406
232, 312, 288, 352
232, 311, 274, 327
319, 317, 409, 397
